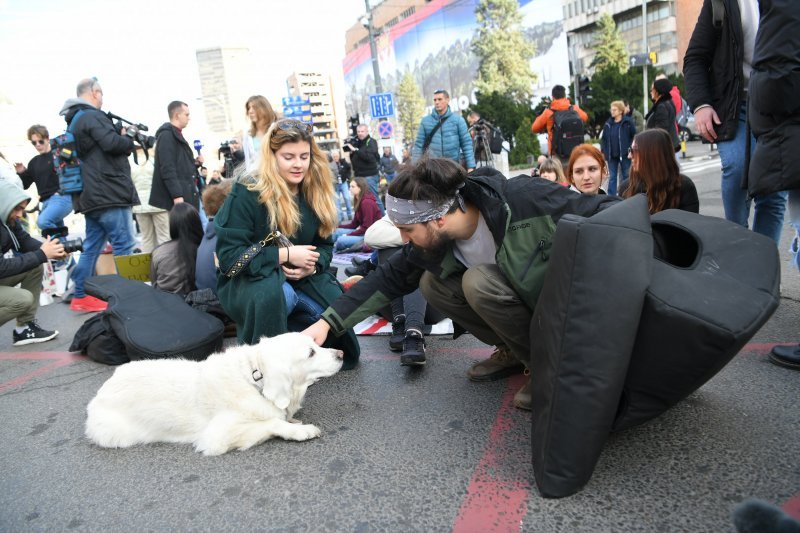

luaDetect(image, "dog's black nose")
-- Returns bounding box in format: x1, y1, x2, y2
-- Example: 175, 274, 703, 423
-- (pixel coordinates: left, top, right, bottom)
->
335, 350, 344, 360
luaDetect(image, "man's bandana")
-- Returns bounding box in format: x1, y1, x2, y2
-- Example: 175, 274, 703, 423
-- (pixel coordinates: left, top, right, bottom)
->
385, 188, 466, 225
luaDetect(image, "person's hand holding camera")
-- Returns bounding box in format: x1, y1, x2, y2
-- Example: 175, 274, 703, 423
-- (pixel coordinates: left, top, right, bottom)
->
40, 236, 67, 260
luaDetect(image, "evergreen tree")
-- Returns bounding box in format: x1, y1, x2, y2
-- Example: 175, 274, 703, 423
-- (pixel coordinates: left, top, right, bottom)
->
591, 13, 629, 75
471, 0, 537, 105
395, 69, 426, 147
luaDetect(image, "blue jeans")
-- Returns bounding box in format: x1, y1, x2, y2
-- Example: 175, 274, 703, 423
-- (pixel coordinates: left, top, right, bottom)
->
283, 282, 325, 331
71, 207, 136, 297
361, 175, 385, 214
606, 157, 630, 196
717, 103, 787, 244
37, 194, 73, 230
333, 228, 363, 252
789, 189, 800, 272
334, 182, 352, 221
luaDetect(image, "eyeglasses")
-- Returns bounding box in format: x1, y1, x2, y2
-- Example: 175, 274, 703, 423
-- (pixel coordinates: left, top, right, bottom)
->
31, 140, 47, 146
276, 119, 312, 133
628, 146, 639, 155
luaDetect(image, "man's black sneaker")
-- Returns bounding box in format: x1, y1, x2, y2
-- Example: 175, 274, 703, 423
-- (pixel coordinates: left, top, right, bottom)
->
400, 330, 426, 366
13, 321, 58, 346
389, 314, 405, 352
344, 258, 376, 277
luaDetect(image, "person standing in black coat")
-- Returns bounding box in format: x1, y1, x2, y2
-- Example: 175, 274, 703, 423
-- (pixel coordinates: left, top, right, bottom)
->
645, 78, 680, 153
345, 124, 383, 213
149, 101, 201, 212
59, 77, 139, 313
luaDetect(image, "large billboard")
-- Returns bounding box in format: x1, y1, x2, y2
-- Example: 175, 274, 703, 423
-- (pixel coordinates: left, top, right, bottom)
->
343, 0, 569, 120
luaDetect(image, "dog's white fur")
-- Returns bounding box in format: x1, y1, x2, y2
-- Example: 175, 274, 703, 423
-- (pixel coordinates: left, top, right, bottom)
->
85, 332, 343, 455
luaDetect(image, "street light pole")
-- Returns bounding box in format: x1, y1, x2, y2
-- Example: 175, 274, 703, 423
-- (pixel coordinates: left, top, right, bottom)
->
364, 0, 383, 93
642, 0, 649, 115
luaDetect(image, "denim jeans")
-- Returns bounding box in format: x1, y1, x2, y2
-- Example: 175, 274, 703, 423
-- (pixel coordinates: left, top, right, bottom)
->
332, 228, 363, 252
717, 103, 787, 244
606, 157, 630, 196
37, 194, 73, 230
789, 189, 800, 272
361, 174, 385, 214
283, 282, 325, 331
334, 182, 352, 221
71, 206, 136, 297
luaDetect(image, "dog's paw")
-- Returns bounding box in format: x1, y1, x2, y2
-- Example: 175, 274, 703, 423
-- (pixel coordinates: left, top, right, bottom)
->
284, 423, 321, 441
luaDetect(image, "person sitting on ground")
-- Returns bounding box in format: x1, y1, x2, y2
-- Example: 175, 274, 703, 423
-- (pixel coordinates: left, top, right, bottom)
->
619, 129, 699, 214
567, 144, 608, 195
150, 202, 204, 297
303, 157, 619, 410
332, 177, 382, 253
195, 180, 233, 293
0, 181, 64, 345
537, 157, 568, 186
215, 119, 360, 367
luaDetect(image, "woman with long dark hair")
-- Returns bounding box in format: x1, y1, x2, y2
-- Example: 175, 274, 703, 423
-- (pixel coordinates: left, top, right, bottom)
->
645, 78, 680, 152
332, 176, 382, 252
619, 128, 699, 214
150, 202, 204, 296
215, 119, 360, 368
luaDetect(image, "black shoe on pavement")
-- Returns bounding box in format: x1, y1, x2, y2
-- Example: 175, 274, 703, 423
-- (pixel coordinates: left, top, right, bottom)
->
389, 314, 405, 352
351, 256, 371, 267
344, 259, 376, 277
13, 321, 59, 346
400, 330, 426, 366
769, 344, 800, 370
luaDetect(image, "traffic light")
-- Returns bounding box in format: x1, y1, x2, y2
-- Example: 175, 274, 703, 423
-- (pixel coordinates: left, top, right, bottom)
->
649, 51, 658, 65
579, 76, 592, 106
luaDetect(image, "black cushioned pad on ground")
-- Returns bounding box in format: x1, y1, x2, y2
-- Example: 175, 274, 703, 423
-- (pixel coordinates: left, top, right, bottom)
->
530, 195, 653, 498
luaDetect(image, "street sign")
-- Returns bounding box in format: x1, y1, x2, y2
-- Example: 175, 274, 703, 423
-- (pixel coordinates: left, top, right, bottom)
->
629, 53, 653, 67
369, 93, 395, 118
377, 120, 393, 139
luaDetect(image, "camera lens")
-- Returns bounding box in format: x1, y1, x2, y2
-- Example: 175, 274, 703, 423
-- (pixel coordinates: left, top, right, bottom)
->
62, 238, 83, 254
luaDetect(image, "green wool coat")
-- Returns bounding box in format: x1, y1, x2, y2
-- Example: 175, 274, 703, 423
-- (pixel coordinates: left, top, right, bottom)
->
215, 180, 360, 368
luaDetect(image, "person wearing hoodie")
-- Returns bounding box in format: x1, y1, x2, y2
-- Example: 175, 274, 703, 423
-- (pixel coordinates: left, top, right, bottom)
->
59, 77, 139, 313
412, 90, 476, 171
0, 181, 64, 345
149, 101, 201, 213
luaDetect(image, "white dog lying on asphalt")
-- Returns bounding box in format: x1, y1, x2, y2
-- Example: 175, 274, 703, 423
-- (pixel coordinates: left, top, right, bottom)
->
85, 332, 343, 455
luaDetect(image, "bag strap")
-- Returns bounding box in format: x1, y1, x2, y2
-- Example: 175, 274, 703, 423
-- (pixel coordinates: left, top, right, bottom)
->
223, 231, 289, 279
67, 109, 87, 134
422, 117, 445, 153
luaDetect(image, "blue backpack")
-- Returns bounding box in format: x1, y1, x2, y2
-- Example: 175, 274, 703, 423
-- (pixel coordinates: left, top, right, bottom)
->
50, 109, 87, 194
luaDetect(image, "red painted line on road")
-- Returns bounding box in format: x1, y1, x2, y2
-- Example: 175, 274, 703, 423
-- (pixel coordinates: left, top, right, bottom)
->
360, 318, 390, 335
0, 351, 85, 393
453, 374, 530, 533
783, 494, 800, 520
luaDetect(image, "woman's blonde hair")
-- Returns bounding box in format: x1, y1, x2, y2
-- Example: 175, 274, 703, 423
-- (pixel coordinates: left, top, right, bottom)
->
610, 100, 626, 115
247, 120, 338, 237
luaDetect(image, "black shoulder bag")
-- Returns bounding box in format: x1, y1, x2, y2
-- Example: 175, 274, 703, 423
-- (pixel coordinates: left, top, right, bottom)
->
421, 117, 445, 154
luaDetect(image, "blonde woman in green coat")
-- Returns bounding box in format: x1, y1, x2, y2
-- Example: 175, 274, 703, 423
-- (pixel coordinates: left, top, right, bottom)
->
215, 119, 360, 369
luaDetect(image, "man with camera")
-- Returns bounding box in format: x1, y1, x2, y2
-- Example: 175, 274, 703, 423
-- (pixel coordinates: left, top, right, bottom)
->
0, 181, 64, 345
59, 77, 139, 313
149, 101, 202, 213
344, 124, 384, 213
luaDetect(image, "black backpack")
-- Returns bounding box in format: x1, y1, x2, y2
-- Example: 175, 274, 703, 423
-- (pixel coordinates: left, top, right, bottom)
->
550, 105, 584, 159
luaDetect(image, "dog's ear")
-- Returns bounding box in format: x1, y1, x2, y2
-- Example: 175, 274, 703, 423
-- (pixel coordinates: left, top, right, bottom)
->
262, 375, 292, 411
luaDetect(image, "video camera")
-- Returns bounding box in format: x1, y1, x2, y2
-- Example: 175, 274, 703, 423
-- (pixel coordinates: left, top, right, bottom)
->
41, 226, 83, 254
342, 114, 359, 152
107, 112, 155, 150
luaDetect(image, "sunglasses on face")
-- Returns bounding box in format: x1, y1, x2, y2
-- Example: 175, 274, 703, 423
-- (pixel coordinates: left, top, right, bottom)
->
276, 120, 312, 133
31, 139, 47, 146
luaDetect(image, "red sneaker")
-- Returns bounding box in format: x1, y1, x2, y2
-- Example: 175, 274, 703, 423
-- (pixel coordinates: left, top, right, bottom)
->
70, 295, 108, 312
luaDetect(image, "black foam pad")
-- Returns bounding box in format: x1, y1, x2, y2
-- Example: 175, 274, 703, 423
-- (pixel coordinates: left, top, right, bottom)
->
530, 195, 653, 498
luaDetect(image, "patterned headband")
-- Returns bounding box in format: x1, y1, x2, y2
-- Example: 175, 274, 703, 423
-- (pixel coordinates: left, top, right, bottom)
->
385, 187, 466, 225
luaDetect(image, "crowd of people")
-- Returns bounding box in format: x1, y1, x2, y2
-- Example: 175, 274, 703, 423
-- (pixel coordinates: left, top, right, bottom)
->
1, 0, 798, 398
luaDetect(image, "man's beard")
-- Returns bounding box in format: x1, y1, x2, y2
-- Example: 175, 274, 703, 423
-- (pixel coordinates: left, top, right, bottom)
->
417, 224, 453, 262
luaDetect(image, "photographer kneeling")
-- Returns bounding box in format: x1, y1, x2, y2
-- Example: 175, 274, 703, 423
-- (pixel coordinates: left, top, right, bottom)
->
0, 182, 65, 345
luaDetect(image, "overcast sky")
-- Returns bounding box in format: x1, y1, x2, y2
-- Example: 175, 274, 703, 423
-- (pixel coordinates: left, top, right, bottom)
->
0, 0, 367, 157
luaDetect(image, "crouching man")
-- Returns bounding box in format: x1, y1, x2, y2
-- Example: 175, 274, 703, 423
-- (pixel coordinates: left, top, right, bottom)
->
304, 157, 617, 410
0, 181, 66, 345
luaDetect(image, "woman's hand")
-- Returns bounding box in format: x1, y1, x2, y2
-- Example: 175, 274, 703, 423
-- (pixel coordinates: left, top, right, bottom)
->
285, 245, 319, 269
281, 262, 316, 280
